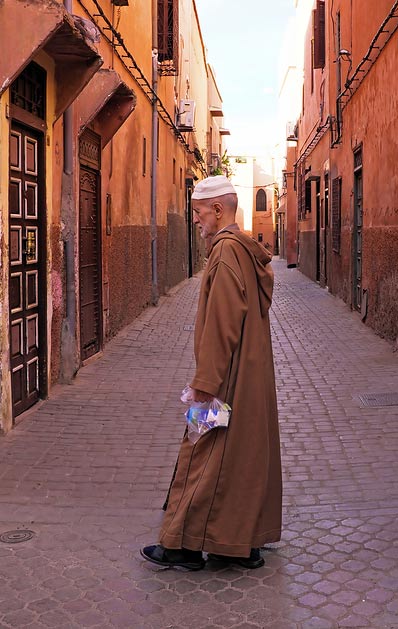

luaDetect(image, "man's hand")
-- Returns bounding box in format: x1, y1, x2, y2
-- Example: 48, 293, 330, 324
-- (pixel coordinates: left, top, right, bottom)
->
191, 388, 214, 403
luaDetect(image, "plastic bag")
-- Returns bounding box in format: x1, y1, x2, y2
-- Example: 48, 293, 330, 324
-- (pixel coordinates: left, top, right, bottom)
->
181, 386, 231, 444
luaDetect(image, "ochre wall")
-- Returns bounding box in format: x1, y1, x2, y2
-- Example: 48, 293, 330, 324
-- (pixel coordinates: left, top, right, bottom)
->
328, 3, 398, 339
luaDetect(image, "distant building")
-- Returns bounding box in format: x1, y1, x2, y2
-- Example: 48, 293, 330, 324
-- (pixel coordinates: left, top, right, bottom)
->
275, 0, 314, 266
230, 155, 278, 253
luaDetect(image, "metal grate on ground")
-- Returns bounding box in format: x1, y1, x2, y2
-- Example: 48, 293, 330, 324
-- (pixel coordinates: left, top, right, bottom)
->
356, 392, 398, 407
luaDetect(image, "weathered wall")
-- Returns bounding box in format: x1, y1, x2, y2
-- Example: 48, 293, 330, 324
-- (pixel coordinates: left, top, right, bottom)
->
328, 3, 398, 340
107, 226, 152, 337
50, 224, 64, 385
298, 230, 316, 281
166, 213, 187, 290
363, 227, 398, 341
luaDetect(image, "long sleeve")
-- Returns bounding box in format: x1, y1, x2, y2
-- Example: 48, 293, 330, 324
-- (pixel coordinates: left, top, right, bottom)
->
191, 259, 248, 397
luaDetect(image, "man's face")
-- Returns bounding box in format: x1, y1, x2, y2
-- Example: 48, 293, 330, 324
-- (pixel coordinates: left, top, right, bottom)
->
192, 199, 218, 239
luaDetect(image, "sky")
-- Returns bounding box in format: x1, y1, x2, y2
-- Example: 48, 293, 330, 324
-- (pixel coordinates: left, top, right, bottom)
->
195, 0, 296, 157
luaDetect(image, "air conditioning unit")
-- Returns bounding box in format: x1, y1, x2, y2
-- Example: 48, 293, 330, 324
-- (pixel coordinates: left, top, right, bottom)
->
177, 99, 196, 130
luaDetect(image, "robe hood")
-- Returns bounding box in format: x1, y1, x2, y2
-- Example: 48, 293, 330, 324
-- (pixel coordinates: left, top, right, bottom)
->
212, 230, 274, 316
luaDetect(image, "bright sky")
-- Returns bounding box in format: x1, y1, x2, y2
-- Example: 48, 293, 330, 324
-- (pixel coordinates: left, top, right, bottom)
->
195, 0, 296, 157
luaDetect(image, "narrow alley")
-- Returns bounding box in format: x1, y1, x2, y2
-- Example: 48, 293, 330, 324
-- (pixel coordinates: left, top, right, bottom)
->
0, 260, 397, 629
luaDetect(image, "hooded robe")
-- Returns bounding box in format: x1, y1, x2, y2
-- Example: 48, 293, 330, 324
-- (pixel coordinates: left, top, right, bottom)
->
159, 229, 282, 557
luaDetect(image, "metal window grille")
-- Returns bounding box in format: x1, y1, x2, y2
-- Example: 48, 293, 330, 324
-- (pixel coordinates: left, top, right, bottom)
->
297, 163, 306, 220
354, 146, 363, 170
332, 176, 342, 253
11, 62, 46, 120
158, 0, 178, 75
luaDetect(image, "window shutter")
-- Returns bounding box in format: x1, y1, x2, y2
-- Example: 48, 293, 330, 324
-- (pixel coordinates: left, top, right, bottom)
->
313, 0, 326, 69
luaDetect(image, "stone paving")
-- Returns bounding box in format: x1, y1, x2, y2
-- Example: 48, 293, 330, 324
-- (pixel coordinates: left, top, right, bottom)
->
0, 259, 397, 629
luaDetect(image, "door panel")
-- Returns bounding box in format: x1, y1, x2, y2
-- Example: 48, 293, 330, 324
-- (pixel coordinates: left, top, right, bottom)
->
9, 124, 44, 418
79, 131, 102, 362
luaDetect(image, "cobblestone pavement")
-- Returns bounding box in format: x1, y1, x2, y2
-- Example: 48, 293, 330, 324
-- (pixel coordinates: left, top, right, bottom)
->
1, 259, 398, 629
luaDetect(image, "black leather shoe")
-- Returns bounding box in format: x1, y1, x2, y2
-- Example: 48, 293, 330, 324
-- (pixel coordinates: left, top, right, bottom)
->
207, 547, 265, 569
140, 544, 205, 570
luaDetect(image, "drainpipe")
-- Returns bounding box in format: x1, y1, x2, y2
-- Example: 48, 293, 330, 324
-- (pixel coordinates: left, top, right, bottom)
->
60, 0, 78, 381
151, 0, 159, 305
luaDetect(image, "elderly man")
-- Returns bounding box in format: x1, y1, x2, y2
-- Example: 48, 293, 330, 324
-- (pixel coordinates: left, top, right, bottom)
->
141, 175, 282, 570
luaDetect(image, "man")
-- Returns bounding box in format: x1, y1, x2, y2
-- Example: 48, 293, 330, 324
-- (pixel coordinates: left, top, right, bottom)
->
141, 175, 282, 570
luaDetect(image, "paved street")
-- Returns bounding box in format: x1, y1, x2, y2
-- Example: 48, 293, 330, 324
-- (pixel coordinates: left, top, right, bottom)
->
1, 259, 398, 629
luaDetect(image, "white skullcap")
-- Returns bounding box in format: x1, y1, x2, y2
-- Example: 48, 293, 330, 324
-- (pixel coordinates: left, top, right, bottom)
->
191, 175, 237, 200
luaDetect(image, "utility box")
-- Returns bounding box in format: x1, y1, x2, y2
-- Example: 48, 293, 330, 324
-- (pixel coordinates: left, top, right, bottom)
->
177, 99, 195, 130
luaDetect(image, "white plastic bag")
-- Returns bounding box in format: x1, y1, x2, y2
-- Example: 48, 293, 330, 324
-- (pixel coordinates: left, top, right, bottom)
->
181, 386, 231, 444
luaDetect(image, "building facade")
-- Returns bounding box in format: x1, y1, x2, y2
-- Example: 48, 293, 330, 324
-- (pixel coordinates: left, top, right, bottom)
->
229, 155, 278, 252
0, 0, 227, 433
279, 0, 398, 342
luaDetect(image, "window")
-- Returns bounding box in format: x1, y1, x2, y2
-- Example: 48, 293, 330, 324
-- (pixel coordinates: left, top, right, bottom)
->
256, 189, 266, 212
142, 137, 146, 176
158, 0, 178, 75
173, 158, 176, 184
297, 163, 306, 220
11, 61, 46, 120
324, 173, 329, 227
311, 35, 315, 93
305, 179, 312, 213
258, 233, 263, 243
332, 176, 342, 253
313, 0, 326, 69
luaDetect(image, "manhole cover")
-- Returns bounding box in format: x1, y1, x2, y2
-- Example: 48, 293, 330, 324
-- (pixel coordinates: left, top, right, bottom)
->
0, 530, 35, 544
357, 393, 398, 408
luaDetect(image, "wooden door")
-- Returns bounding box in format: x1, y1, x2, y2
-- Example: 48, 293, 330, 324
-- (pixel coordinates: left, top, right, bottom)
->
353, 151, 363, 311
79, 130, 102, 362
9, 124, 45, 418
185, 178, 194, 277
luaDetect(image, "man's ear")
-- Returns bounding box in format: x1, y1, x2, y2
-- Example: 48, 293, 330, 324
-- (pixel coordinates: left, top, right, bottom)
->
213, 202, 223, 216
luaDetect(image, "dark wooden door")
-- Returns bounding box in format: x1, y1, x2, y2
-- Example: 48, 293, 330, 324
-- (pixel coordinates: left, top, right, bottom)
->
79, 130, 102, 362
353, 164, 363, 311
185, 179, 194, 277
316, 178, 321, 282
9, 124, 45, 418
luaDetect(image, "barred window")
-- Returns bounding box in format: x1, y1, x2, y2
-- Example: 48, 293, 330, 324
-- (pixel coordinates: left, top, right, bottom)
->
297, 163, 306, 220
256, 189, 267, 212
332, 176, 342, 253
11, 61, 46, 120
158, 0, 179, 75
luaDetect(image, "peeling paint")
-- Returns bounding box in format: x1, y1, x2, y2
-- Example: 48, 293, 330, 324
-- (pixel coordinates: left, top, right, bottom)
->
51, 270, 63, 311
